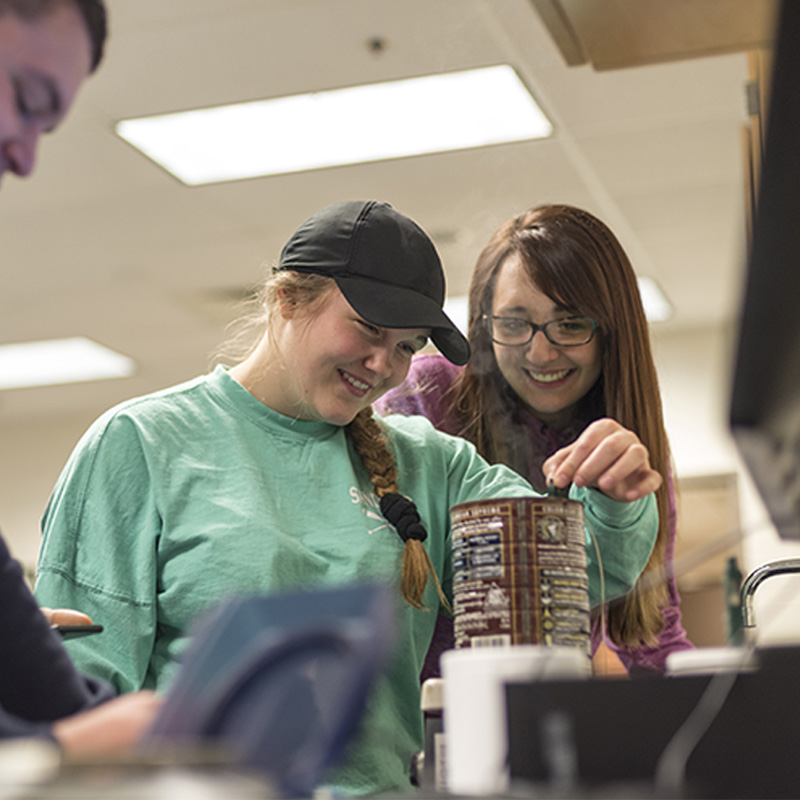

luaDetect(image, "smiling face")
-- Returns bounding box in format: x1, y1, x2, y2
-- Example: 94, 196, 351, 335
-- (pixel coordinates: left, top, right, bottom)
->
259, 287, 430, 426
490, 253, 602, 427
0, 2, 92, 184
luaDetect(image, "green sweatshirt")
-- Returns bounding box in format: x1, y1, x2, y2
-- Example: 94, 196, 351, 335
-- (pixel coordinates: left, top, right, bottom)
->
36, 366, 656, 795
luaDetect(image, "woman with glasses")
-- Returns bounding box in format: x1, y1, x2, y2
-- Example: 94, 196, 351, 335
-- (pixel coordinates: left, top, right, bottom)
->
375, 203, 693, 677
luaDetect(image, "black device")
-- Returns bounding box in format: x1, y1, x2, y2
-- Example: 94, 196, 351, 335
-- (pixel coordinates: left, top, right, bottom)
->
53, 623, 104, 639
729, 0, 800, 539
506, 645, 800, 799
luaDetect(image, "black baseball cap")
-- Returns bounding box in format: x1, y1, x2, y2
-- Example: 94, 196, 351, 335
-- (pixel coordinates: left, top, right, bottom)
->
277, 200, 470, 365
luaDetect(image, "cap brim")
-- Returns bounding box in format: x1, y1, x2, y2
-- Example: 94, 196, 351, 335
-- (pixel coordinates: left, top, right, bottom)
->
335, 275, 470, 366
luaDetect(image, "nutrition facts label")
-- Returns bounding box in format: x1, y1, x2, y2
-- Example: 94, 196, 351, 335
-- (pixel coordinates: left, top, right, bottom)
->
450, 497, 590, 653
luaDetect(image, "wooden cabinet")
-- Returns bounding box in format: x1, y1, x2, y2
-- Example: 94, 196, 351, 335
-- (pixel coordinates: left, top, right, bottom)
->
531, 0, 777, 71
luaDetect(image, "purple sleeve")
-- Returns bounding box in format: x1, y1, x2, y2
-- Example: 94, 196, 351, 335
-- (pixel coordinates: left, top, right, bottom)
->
594, 472, 694, 675
373, 354, 463, 436
0, 535, 114, 730
420, 614, 453, 682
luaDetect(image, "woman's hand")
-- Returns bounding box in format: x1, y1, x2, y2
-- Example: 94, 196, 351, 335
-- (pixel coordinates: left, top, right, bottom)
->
543, 418, 663, 502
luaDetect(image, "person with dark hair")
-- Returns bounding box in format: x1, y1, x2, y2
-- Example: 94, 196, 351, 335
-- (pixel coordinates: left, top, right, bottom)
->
376, 203, 694, 677
0, 0, 106, 182
36, 200, 661, 795
0, 0, 107, 70
1, 0, 161, 753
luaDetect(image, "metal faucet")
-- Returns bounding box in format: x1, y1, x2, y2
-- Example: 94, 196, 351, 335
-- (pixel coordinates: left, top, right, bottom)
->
741, 558, 800, 627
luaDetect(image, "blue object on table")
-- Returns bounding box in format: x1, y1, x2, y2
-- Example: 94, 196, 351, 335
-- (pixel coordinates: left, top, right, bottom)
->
148, 582, 396, 797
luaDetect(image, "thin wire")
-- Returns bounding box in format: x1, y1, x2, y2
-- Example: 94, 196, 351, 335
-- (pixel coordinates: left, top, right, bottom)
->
584, 516, 607, 659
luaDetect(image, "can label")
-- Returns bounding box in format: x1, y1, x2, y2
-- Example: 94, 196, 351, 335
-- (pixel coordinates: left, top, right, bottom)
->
449, 497, 590, 653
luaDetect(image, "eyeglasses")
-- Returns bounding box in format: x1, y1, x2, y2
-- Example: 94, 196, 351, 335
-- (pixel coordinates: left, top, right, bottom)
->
483, 314, 598, 347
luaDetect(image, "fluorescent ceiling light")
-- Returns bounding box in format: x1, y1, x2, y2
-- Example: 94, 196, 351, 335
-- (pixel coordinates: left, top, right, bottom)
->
116, 65, 552, 185
637, 276, 673, 322
0, 337, 135, 390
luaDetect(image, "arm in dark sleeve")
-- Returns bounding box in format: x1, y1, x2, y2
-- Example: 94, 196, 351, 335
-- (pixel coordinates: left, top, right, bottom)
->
0, 706, 56, 741
420, 613, 454, 682
0, 535, 114, 723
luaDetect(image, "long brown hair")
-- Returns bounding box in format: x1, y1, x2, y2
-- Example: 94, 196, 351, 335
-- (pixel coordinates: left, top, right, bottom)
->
449, 204, 671, 647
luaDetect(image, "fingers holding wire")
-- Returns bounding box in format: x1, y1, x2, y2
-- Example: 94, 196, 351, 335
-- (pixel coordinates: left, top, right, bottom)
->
543, 418, 663, 502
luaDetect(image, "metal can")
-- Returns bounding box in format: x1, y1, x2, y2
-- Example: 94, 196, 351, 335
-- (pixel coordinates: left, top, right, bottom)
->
449, 496, 590, 653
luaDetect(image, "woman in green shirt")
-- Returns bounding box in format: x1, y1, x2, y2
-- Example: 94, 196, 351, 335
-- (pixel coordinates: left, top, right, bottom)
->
37, 200, 661, 795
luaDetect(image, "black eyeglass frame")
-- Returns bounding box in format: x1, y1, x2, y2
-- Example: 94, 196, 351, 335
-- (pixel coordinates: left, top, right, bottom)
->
482, 314, 598, 347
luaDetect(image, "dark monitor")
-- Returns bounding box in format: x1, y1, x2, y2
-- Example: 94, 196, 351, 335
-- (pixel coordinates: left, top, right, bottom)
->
730, 0, 800, 540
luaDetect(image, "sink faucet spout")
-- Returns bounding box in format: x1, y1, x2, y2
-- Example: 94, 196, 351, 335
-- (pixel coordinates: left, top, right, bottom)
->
741, 558, 800, 627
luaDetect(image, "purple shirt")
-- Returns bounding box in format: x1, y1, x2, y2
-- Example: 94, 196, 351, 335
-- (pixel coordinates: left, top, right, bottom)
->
375, 353, 693, 676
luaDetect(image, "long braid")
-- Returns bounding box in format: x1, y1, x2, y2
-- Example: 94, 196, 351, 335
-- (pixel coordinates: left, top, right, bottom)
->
347, 407, 448, 611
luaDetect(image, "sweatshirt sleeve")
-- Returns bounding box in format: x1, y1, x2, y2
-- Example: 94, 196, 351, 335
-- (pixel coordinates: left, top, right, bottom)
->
35, 412, 160, 694
574, 487, 658, 608
0, 536, 114, 723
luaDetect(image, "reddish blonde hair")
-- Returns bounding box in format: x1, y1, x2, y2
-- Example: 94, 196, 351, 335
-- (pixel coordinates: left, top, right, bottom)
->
218, 269, 445, 610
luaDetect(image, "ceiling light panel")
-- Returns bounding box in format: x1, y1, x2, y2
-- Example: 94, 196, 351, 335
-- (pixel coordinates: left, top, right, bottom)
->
116, 65, 553, 185
0, 338, 135, 391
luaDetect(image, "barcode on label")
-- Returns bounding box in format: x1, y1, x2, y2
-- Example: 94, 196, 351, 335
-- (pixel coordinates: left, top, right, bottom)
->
471, 635, 511, 647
